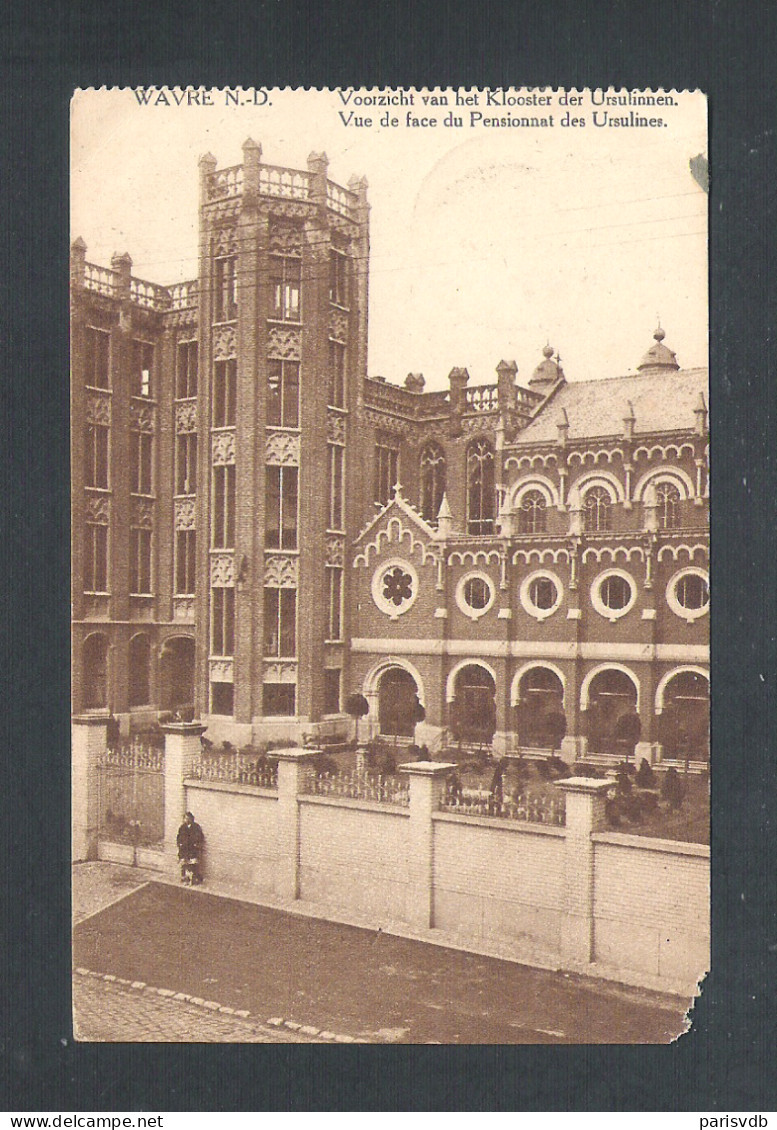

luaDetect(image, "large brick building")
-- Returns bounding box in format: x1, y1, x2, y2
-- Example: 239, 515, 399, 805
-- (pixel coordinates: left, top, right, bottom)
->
71, 140, 709, 766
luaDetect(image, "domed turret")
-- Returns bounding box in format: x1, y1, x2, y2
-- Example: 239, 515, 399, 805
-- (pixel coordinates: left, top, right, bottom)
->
637, 325, 680, 372
529, 344, 565, 389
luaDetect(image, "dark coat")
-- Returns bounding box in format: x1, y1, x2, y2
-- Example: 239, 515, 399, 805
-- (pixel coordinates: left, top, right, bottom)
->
177, 819, 204, 860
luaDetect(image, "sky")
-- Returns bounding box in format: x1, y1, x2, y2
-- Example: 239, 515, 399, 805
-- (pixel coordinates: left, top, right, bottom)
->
71, 87, 708, 390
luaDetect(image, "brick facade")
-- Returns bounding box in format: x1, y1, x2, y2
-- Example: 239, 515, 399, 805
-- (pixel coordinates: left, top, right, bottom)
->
71, 142, 709, 766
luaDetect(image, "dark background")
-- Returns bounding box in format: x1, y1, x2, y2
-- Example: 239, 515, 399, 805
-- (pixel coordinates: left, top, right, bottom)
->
2, 0, 775, 1112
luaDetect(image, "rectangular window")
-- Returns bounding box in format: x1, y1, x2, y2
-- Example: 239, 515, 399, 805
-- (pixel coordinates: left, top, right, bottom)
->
326, 567, 343, 641
175, 529, 196, 595
263, 587, 297, 657
265, 466, 298, 549
328, 340, 346, 407
211, 682, 234, 715
270, 255, 301, 321
211, 587, 235, 655
130, 431, 153, 495
129, 527, 152, 594
212, 360, 236, 427
267, 360, 300, 428
328, 445, 344, 530
212, 465, 236, 548
84, 423, 109, 489
84, 327, 110, 388
329, 250, 348, 307
131, 341, 154, 398
214, 256, 237, 321
175, 432, 198, 495
84, 523, 108, 593
323, 669, 341, 715
263, 682, 295, 716
375, 443, 398, 506
176, 341, 198, 399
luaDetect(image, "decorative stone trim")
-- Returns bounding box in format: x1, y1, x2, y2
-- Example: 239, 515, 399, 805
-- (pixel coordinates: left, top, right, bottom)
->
173, 596, 195, 621
371, 557, 419, 620
212, 225, 238, 257
130, 497, 154, 529
327, 411, 346, 444
329, 308, 349, 341
85, 391, 111, 426
267, 326, 301, 360
519, 569, 564, 622
454, 570, 496, 622
269, 225, 303, 255
212, 430, 236, 465
265, 430, 300, 466
175, 399, 197, 433
85, 493, 110, 523
209, 657, 234, 683
264, 553, 299, 587
263, 661, 298, 684
210, 553, 235, 587
130, 402, 155, 433
174, 496, 196, 531
213, 323, 237, 360
325, 535, 345, 567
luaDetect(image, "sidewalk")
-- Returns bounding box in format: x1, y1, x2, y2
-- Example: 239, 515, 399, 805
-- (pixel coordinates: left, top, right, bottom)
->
73, 862, 689, 1044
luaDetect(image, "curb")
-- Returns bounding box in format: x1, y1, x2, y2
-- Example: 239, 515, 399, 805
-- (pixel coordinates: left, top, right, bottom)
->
73, 967, 365, 1043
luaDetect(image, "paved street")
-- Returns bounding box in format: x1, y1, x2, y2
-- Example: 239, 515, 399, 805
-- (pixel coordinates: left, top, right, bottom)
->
73, 974, 312, 1043
73, 864, 689, 1044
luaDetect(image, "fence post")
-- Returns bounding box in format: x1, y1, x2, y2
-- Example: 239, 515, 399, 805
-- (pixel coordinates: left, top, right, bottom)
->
399, 761, 457, 930
72, 713, 109, 862
274, 747, 318, 901
161, 722, 207, 874
554, 776, 612, 966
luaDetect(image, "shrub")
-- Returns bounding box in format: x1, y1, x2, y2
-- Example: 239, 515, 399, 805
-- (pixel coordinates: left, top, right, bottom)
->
572, 762, 603, 778
661, 767, 686, 810
635, 758, 656, 788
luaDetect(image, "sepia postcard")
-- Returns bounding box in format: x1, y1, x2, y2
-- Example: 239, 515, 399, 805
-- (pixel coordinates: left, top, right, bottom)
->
71, 86, 709, 1045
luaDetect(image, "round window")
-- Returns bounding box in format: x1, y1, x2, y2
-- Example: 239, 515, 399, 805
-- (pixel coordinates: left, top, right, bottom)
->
520, 570, 563, 621
590, 569, 637, 621
455, 571, 496, 620
667, 568, 709, 622
371, 558, 419, 619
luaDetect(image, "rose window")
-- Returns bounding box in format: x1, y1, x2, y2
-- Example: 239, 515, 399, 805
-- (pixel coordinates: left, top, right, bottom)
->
371, 558, 419, 619
383, 566, 414, 606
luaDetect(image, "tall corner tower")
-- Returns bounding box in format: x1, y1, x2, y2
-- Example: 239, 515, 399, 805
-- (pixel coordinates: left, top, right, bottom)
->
194, 141, 370, 743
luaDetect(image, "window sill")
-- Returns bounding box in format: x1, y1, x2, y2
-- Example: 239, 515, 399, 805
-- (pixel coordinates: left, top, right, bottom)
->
266, 318, 303, 327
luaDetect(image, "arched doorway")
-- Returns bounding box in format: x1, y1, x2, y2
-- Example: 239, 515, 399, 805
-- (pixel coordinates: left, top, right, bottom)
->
584, 668, 639, 758
378, 667, 420, 738
514, 667, 565, 750
83, 633, 108, 709
160, 637, 195, 713
451, 664, 497, 745
658, 671, 709, 762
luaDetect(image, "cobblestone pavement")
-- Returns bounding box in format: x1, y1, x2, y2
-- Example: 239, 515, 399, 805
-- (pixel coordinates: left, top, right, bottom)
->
73, 974, 314, 1043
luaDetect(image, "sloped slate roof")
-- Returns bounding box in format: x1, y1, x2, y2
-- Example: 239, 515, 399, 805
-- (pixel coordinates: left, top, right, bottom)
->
513, 367, 708, 444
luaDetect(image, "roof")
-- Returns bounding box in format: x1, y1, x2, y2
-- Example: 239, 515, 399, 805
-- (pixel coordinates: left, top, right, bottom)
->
513, 366, 708, 444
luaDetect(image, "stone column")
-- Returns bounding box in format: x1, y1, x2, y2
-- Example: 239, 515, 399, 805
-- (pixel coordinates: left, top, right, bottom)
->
400, 761, 457, 930
274, 747, 318, 901
162, 722, 207, 872
72, 713, 109, 862
554, 777, 611, 966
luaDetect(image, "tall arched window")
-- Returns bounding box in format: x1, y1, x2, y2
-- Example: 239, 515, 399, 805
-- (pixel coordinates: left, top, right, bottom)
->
83, 633, 108, 709
419, 443, 446, 525
467, 439, 495, 535
518, 489, 547, 534
128, 634, 151, 707
583, 486, 612, 533
656, 482, 681, 529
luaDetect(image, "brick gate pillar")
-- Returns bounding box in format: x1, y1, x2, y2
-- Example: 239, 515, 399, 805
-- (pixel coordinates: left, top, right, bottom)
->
162, 722, 207, 873
554, 776, 611, 966
274, 747, 318, 901
400, 761, 457, 930
72, 713, 109, 862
